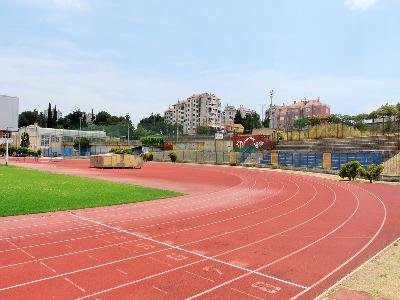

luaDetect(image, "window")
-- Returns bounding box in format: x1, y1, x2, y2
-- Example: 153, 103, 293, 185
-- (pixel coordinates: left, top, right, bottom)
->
41, 135, 50, 147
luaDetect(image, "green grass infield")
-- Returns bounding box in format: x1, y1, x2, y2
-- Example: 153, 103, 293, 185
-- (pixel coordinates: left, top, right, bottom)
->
0, 165, 182, 217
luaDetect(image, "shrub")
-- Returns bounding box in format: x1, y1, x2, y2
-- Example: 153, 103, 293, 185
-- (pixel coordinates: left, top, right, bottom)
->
357, 164, 384, 183
147, 152, 153, 161
110, 148, 132, 155
338, 160, 361, 181
140, 152, 153, 162
168, 151, 177, 163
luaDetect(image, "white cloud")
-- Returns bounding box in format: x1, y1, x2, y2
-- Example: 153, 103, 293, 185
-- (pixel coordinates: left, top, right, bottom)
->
0, 49, 399, 122
344, 0, 378, 11
19, 0, 89, 11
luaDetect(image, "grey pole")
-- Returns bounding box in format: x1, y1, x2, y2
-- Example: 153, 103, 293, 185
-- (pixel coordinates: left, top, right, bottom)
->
79, 117, 82, 156
5, 128, 9, 166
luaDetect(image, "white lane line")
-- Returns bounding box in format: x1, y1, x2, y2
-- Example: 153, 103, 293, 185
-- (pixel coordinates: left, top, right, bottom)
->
64, 277, 86, 293
5, 240, 35, 259
0, 177, 276, 254
0, 239, 142, 270
116, 268, 128, 275
147, 182, 295, 239
70, 213, 306, 290
39, 262, 57, 273
107, 179, 279, 231
0, 179, 285, 270
152, 285, 168, 294
185, 270, 214, 283
0, 174, 305, 294
148, 256, 173, 267
0, 172, 260, 242
0, 231, 115, 254
230, 287, 264, 300
0, 248, 170, 292
0, 224, 105, 241
291, 185, 388, 300
185, 180, 362, 299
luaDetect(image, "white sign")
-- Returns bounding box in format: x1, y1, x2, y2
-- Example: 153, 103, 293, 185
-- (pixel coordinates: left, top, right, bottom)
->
0, 95, 19, 131
215, 133, 224, 140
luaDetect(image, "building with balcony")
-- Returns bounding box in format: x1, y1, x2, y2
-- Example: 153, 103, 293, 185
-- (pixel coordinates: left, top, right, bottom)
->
164, 93, 222, 134
266, 98, 330, 129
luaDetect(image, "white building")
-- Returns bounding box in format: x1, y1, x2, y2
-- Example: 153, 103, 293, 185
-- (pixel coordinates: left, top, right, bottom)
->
222, 105, 236, 125
222, 104, 254, 125
16, 124, 106, 156
164, 93, 222, 134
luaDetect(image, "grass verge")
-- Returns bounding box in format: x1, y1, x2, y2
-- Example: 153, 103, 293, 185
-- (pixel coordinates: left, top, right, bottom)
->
322, 239, 400, 299
0, 165, 182, 217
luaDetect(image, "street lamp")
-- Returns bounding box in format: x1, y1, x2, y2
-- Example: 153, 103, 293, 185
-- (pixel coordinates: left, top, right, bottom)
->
269, 89, 274, 129
126, 113, 130, 144
78, 116, 82, 156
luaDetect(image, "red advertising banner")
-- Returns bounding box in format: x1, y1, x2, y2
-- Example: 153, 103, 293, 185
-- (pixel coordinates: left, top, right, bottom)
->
232, 135, 274, 151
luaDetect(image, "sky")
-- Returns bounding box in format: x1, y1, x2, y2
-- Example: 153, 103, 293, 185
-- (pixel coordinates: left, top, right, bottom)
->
0, 0, 399, 121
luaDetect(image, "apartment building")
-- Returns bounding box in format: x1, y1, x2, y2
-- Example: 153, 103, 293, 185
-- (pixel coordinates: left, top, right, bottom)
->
222, 104, 254, 125
266, 98, 330, 129
164, 93, 222, 134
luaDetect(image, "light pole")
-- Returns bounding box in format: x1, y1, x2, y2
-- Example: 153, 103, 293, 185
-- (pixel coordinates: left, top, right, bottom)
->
78, 117, 82, 156
5, 127, 9, 166
269, 89, 274, 129
126, 113, 130, 145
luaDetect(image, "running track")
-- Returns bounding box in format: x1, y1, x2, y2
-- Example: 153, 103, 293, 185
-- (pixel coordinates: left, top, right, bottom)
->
1, 159, 399, 299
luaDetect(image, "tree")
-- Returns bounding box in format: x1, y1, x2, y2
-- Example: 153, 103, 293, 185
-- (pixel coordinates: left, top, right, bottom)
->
196, 125, 212, 135
20, 132, 30, 148
46, 103, 53, 128
64, 109, 86, 129
234, 110, 243, 125
19, 110, 40, 127
357, 164, 384, 183
73, 137, 90, 153
94, 111, 112, 126
37, 112, 46, 127
243, 112, 261, 133
293, 117, 308, 140
52, 105, 58, 127
338, 160, 361, 181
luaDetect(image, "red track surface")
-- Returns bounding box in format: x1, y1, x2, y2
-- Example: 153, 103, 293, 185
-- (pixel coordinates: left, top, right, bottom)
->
1, 159, 399, 299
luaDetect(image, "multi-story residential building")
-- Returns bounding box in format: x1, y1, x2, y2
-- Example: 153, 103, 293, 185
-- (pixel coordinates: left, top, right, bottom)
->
266, 98, 330, 129
164, 93, 222, 134
222, 105, 236, 125
222, 104, 254, 125
237, 105, 254, 118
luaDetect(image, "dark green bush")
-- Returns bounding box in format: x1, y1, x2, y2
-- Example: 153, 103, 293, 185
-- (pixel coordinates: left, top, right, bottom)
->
168, 151, 177, 163
338, 160, 361, 181
109, 148, 132, 155
357, 164, 384, 183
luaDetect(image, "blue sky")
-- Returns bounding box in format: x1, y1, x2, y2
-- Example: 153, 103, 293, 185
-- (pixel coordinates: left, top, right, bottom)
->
0, 0, 399, 121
